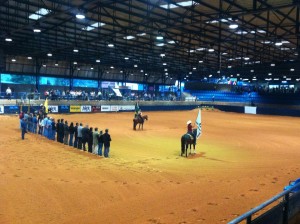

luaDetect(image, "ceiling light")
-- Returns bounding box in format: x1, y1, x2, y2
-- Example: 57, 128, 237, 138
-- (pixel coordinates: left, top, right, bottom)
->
76, 11, 85, 19
189, 72, 192, 74
244, 57, 250, 60
199, 60, 203, 63
27, 56, 32, 60
229, 23, 238, 29
120, 71, 123, 73
96, 59, 100, 63
208, 48, 214, 52
222, 52, 228, 55
160, 53, 165, 57
11, 58, 16, 62
268, 73, 272, 76
124, 35, 135, 40
110, 66, 114, 69
168, 40, 175, 44
156, 43, 165, 47
156, 36, 163, 40
209, 74, 212, 77
134, 64, 138, 67
140, 70, 144, 72
33, 27, 41, 33
42, 64, 46, 67
108, 43, 114, 47
124, 57, 129, 60
77, 68, 80, 70
47, 52, 52, 57
193, 67, 196, 70
137, 33, 146, 36
165, 73, 168, 75
164, 68, 168, 71
163, 63, 167, 65
73, 61, 77, 65
228, 66, 232, 68
91, 67, 94, 70
251, 70, 254, 72
290, 68, 295, 71
73, 48, 79, 53
271, 63, 275, 66
5, 37, 12, 42
237, 74, 240, 76
275, 42, 283, 46
55, 63, 58, 66
145, 73, 148, 76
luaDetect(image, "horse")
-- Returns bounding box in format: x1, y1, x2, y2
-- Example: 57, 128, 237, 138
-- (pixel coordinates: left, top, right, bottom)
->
181, 128, 197, 157
133, 115, 148, 130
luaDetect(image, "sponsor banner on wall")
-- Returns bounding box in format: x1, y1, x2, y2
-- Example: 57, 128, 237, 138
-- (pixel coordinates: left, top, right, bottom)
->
59, 105, 70, 113
0, 105, 4, 114
92, 106, 101, 112
70, 105, 81, 113
101, 105, 111, 112
4, 105, 19, 114
48, 105, 58, 113
118, 105, 135, 111
110, 105, 119, 112
244, 106, 257, 114
81, 105, 92, 113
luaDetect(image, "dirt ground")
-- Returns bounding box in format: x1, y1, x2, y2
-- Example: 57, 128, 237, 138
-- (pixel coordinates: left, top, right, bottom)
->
0, 109, 300, 224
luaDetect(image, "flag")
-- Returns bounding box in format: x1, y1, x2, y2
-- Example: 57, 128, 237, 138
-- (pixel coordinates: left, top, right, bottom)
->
135, 102, 140, 114
44, 98, 48, 113
195, 109, 202, 138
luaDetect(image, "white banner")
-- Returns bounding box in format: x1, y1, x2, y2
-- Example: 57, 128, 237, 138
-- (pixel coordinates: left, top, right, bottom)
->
110, 105, 119, 112
48, 105, 58, 113
118, 105, 135, 111
101, 105, 111, 112
244, 106, 257, 114
0, 105, 4, 114
81, 105, 92, 112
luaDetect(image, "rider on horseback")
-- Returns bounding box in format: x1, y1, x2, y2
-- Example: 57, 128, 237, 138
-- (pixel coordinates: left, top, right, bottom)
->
187, 120, 196, 144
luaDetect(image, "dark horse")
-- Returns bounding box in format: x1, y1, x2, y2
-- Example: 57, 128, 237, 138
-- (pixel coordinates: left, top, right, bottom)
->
181, 128, 197, 157
133, 115, 148, 130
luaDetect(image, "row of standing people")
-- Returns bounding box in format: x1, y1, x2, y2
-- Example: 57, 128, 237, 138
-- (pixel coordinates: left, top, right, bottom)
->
20, 112, 112, 158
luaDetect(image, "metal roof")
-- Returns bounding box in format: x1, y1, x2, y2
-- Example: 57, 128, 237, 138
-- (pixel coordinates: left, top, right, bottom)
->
1, 0, 299, 84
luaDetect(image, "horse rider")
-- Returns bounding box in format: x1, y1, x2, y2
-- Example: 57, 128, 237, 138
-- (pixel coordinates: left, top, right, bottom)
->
135, 109, 143, 121
186, 120, 196, 144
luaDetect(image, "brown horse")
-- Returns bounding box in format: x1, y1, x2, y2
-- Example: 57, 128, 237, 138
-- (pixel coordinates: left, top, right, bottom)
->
181, 129, 197, 157
133, 115, 148, 130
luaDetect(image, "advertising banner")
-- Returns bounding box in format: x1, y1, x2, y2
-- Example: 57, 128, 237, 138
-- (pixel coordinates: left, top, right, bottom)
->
110, 105, 119, 112
101, 105, 111, 112
92, 106, 101, 112
244, 106, 257, 114
70, 105, 81, 113
4, 105, 19, 114
48, 105, 58, 113
118, 105, 135, 111
59, 105, 70, 113
0, 105, 4, 114
81, 105, 92, 113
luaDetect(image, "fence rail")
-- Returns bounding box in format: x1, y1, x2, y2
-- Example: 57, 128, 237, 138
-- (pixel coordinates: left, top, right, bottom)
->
228, 181, 300, 224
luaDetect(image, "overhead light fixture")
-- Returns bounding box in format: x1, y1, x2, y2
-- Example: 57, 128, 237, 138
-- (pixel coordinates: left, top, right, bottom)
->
160, 53, 165, 57
134, 64, 138, 67
208, 48, 214, 52
120, 70, 123, 73
73, 48, 79, 53
55, 63, 58, 66
244, 57, 250, 60
271, 63, 275, 66
164, 68, 168, 71
124, 35, 135, 40
165, 72, 168, 75
11, 58, 16, 62
96, 59, 100, 63
156, 35, 163, 40
156, 43, 165, 47
145, 73, 148, 76
90, 67, 94, 70
199, 60, 203, 63
290, 68, 295, 71
108, 43, 114, 47
251, 70, 254, 72
5, 37, 12, 42
229, 23, 238, 29
42, 64, 46, 67
268, 73, 272, 76
124, 57, 129, 60
275, 41, 283, 46
47, 52, 52, 57
168, 40, 175, 44
73, 61, 77, 65
228, 65, 232, 68
33, 27, 41, 33
27, 56, 32, 60
137, 33, 146, 36
76, 10, 85, 19
140, 70, 144, 72
110, 66, 114, 69
163, 63, 167, 65
209, 74, 212, 77
77, 68, 80, 70
193, 67, 196, 70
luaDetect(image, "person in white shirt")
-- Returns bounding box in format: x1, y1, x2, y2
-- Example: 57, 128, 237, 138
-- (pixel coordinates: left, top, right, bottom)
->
6, 87, 12, 100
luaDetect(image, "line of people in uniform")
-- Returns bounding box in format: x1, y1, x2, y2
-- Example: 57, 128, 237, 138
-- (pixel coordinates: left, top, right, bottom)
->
19, 111, 112, 158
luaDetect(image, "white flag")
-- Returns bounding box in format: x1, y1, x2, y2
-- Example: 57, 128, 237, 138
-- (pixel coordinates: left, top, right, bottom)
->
195, 109, 202, 138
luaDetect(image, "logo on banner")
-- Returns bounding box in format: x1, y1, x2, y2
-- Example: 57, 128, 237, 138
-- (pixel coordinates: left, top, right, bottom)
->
81, 105, 91, 112
70, 105, 81, 113
101, 105, 111, 112
48, 105, 58, 113
110, 105, 119, 112
0, 106, 3, 114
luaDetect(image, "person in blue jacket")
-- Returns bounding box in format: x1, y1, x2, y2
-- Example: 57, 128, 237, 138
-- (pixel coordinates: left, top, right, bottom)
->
21, 118, 28, 140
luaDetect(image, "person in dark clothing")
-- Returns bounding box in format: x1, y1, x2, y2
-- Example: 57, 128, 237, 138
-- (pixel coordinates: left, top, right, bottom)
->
73, 123, 78, 148
102, 129, 111, 158
56, 119, 60, 142
69, 122, 75, 146
81, 125, 89, 151
51, 118, 56, 140
21, 118, 27, 140
63, 121, 69, 145
87, 127, 93, 153
59, 119, 65, 143
77, 123, 83, 150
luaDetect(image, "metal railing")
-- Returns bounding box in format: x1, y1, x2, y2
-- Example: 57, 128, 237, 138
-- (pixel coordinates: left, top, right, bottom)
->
228, 182, 300, 224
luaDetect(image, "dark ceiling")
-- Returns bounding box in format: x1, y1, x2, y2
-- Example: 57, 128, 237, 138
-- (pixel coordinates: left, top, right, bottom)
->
0, 0, 300, 84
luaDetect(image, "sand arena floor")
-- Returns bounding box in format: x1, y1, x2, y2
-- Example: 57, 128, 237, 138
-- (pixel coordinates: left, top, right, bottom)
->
0, 109, 300, 224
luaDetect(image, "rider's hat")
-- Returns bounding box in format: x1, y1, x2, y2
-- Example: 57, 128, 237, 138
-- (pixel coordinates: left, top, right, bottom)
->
187, 120, 192, 125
